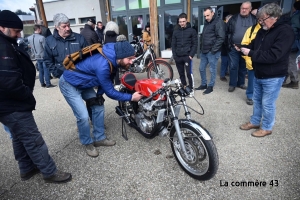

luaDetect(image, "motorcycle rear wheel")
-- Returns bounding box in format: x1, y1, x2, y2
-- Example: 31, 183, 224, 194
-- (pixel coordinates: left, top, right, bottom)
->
147, 60, 173, 80
169, 122, 218, 181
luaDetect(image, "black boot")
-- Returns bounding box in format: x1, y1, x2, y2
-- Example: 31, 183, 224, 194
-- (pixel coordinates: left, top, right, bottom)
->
282, 81, 299, 89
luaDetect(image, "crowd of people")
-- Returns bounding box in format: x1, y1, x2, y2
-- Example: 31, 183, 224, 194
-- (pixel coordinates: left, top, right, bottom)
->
0, 0, 298, 184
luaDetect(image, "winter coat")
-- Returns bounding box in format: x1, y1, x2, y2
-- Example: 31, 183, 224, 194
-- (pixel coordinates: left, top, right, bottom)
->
200, 15, 225, 54
62, 43, 132, 102
40, 25, 52, 38
27, 33, 45, 60
171, 22, 198, 59
96, 26, 105, 44
0, 32, 36, 117
44, 29, 88, 78
247, 17, 294, 79
104, 31, 118, 44
226, 13, 257, 50
80, 24, 100, 45
291, 10, 300, 39
241, 23, 261, 70
142, 30, 151, 50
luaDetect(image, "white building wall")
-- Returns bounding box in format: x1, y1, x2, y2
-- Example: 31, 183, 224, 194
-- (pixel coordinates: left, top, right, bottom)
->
36, 0, 104, 33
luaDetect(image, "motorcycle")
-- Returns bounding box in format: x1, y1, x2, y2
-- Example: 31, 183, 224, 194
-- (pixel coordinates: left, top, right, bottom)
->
124, 34, 174, 80
17, 37, 35, 61
130, 34, 144, 57
115, 73, 219, 181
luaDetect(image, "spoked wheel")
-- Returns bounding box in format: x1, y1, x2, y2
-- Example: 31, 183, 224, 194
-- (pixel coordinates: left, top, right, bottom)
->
169, 121, 218, 181
147, 60, 173, 80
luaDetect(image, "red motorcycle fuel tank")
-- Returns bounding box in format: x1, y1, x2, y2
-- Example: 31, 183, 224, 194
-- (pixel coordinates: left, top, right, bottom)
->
135, 79, 165, 100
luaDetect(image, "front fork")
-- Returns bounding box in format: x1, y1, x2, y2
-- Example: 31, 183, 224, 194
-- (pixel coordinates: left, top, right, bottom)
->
167, 91, 189, 157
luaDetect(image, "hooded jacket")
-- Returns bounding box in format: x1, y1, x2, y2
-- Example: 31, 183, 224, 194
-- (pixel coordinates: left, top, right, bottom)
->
241, 23, 261, 70
44, 29, 88, 78
200, 14, 225, 54
0, 32, 36, 117
62, 43, 132, 102
247, 17, 294, 79
171, 22, 198, 59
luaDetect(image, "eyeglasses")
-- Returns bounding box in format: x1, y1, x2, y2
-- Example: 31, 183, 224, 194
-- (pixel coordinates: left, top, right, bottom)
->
258, 16, 271, 24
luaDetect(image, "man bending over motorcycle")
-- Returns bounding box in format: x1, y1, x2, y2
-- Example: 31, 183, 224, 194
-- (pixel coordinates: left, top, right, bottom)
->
59, 35, 143, 157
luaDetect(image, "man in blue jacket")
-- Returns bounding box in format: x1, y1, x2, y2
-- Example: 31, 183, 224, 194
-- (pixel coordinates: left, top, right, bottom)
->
59, 35, 143, 157
44, 13, 88, 78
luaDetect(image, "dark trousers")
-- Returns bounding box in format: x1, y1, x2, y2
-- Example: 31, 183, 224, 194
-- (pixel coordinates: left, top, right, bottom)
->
175, 56, 194, 88
0, 112, 57, 178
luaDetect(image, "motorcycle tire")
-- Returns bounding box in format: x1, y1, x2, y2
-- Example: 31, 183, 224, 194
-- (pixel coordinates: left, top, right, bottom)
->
169, 120, 218, 181
147, 60, 173, 80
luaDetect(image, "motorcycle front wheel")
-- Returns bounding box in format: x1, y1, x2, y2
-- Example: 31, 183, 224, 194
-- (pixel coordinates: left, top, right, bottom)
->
147, 60, 173, 80
169, 121, 218, 181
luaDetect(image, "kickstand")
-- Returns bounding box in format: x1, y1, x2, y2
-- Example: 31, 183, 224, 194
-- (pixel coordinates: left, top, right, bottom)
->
121, 118, 128, 140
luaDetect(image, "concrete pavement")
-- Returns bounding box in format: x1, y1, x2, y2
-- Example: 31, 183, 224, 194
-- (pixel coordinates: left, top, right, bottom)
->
0, 57, 299, 199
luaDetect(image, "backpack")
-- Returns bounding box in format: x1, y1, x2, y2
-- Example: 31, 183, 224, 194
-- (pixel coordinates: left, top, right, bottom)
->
63, 43, 113, 73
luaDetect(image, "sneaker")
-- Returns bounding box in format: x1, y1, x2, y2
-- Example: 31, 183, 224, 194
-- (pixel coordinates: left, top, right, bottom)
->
20, 168, 40, 181
41, 83, 46, 88
46, 84, 57, 89
282, 81, 299, 89
196, 84, 207, 90
44, 170, 72, 184
85, 144, 99, 157
220, 77, 227, 82
228, 86, 235, 92
246, 98, 253, 105
94, 138, 116, 147
238, 85, 247, 90
203, 86, 213, 95
188, 89, 194, 98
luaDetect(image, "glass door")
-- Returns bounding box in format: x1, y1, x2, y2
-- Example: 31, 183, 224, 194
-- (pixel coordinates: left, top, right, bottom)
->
164, 9, 182, 50
112, 15, 129, 39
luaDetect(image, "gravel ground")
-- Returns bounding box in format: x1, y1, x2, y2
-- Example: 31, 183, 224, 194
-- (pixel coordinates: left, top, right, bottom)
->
0, 57, 299, 199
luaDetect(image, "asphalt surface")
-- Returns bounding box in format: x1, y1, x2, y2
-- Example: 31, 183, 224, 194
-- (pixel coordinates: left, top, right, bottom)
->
0, 58, 299, 199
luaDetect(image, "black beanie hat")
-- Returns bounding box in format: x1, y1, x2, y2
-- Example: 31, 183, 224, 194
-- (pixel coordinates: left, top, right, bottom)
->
0, 10, 23, 29
114, 35, 135, 59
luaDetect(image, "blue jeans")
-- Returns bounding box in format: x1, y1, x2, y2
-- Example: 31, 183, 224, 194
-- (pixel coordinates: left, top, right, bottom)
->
294, 39, 300, 57
199, 51, 221, 87
37, 60, 51, 86
246, 70, 254, 99
250, 77, 285, 131
228, 48, 247, 87
0, 112, 57, 177
220, 55, 229, 77
3, 124, 12, 139
59, 75, 106, 145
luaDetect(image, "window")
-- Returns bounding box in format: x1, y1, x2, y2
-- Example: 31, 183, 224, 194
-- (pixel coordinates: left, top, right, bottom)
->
111, 0, 126, 11
129, 0, 160, 9
165, 0, 181, 4
79, 17, 95, 24
47, 18, 75, 27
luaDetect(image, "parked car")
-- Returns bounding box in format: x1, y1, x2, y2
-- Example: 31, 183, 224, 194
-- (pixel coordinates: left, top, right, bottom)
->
17, 37, 35, 61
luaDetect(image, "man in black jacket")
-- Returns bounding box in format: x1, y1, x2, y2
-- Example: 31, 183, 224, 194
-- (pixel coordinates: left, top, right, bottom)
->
226, 1, 257, 92
196, 7, 225, 95
171, 13, 198, 97
239, 3, 294, 137
0, 10, 71, 183
96, 21, 105, 44
80, 18, 99, 45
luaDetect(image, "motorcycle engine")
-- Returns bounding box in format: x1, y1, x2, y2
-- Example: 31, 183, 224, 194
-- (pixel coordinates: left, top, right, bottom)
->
135, 100, 165, 133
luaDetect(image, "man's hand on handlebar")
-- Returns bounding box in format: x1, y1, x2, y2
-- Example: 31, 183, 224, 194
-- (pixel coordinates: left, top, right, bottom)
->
131, 92, 143, 102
